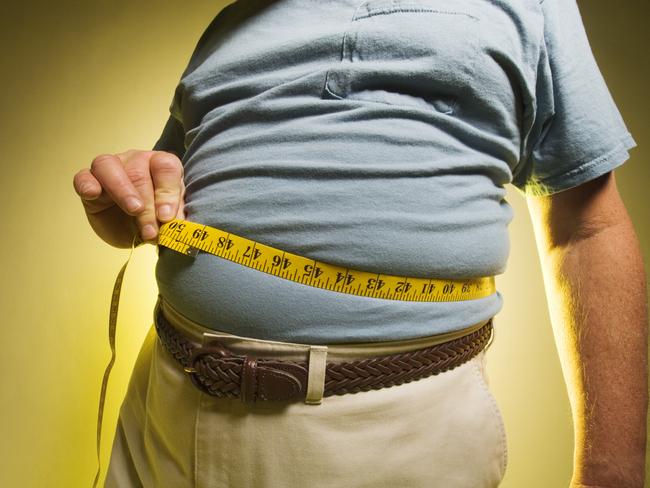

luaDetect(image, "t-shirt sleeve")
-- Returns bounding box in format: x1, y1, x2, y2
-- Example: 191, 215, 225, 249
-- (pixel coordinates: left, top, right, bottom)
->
511, 0, 636, 197
152, 85, 186, 159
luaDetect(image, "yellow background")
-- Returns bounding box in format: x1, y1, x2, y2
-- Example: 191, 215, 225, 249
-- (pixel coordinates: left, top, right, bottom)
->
0, 0, 648, 486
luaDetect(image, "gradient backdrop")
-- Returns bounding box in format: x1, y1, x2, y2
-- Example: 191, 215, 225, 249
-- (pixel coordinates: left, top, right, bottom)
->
0, 1, 648, 486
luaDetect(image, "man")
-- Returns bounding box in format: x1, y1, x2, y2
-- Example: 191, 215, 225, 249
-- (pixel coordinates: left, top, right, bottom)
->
73, 0, 648, 486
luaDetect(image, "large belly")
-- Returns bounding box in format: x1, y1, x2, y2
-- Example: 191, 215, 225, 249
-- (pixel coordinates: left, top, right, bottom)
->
154, 172, 509, 343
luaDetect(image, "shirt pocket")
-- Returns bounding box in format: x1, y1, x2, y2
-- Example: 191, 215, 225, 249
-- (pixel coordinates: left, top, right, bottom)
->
322, 0, 481, 115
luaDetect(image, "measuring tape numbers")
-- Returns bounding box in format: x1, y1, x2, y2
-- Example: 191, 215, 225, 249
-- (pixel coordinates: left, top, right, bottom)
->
157, 219, 496, 302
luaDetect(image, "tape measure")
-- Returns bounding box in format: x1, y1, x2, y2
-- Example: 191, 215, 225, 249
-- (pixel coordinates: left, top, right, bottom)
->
158, 219, 496, 301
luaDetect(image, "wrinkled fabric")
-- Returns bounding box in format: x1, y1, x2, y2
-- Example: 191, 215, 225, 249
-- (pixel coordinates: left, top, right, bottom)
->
153, 0, 635, 342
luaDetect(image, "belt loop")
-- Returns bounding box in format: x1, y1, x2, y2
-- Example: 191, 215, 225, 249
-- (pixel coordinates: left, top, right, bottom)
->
241, 356, 258, 403
305, 346, 328, 405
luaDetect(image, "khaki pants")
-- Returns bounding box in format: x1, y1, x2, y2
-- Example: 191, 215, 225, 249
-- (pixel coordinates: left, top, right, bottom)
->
105, 298, 508, 487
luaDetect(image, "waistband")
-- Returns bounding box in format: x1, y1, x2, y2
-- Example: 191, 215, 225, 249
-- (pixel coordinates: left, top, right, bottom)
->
156, 295, 494, 363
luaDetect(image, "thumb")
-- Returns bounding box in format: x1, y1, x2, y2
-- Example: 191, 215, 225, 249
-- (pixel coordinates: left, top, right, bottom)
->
176, 199, 186, 221
176, 178, 186, 220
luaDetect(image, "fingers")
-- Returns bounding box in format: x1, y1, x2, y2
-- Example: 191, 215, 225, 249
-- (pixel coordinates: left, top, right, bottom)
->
72, 168, 102, 200
87, 154, 144, 215
117, 152, 160, 243
76, 150, 185, 246
89, 152, 157, 243
150, 151, 184, 223
176, 183, 187, 220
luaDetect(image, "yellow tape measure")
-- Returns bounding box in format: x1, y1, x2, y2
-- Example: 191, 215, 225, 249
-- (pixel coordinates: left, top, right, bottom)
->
158, 219, 496, 301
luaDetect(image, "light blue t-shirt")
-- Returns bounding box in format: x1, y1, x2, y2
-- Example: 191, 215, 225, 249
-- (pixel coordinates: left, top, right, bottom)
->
153, 0, 635, 343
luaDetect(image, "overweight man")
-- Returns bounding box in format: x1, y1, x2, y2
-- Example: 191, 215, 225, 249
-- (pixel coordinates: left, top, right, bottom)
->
73, 0, 648, 486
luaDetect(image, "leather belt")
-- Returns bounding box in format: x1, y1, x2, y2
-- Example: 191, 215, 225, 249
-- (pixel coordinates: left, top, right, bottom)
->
154, 306, 493, 403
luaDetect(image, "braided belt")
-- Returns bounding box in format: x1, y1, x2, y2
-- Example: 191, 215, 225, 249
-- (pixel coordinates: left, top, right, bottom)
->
154, 307, 493, 403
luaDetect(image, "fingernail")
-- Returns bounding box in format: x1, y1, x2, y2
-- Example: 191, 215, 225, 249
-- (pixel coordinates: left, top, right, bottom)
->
142, 224, 157, 241
158, 204, 173, 220
126, 197, 143, 213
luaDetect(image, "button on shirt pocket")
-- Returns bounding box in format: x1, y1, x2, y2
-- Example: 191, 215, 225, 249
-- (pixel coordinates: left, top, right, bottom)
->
323, 0, 481, 115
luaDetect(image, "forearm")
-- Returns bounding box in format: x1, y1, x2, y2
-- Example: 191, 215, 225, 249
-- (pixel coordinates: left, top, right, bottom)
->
536, 216, 648, 487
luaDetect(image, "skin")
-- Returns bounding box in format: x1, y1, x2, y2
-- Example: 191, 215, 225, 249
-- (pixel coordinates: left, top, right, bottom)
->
527, 171, 648, 488
72, 149, 186, 248
73, 152, 647, 486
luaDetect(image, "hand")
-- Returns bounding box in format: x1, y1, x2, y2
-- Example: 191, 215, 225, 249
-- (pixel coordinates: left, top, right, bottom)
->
73, 149, 185, 248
